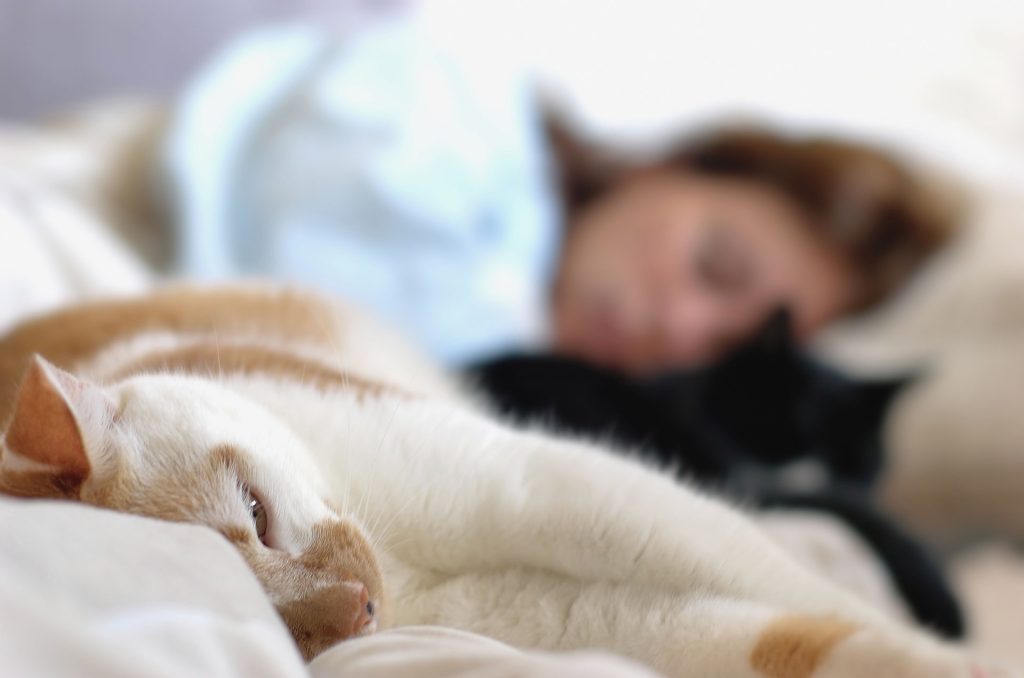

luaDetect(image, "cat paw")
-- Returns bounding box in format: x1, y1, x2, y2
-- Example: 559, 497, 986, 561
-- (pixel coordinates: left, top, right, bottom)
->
814, 630, 1021, 678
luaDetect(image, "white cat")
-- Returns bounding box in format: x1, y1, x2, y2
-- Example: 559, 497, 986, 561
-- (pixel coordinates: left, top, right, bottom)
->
0, 285, 1011, 677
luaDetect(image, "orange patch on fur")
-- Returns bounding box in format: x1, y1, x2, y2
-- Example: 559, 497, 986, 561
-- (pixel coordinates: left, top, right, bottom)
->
750, 615, 858, 678
219, 524, 253, 546
108, 341, 403, 400
0, 470, 84, 499
0, 284, 353, 420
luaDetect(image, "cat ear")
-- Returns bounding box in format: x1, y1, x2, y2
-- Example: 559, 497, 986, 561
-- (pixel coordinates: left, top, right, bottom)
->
0, 355, 116, 498
749, 308, 795, 355
859, 374, 917, 418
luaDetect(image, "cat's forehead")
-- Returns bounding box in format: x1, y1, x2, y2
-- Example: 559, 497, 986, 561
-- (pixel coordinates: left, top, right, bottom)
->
111, 375, 316, 471
117, 374, 273, 428
106, 374, 335, 530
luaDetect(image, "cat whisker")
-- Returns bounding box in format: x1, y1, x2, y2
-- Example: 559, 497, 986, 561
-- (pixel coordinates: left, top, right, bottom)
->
359, 399, 401, 527
369, 490, 419, 553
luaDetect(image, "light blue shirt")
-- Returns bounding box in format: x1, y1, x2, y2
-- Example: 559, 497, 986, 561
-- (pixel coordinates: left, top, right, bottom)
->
165, 18, 561, 365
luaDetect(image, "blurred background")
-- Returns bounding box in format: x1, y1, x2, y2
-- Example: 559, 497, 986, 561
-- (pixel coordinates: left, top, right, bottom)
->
4, 0, 1023, 361
2, 0, 1022, 186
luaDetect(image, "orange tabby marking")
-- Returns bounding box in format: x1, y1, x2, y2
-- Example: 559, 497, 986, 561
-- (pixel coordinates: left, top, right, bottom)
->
0, 284, 348, 419
750, 615, 858, 678
106, 341, 404, 401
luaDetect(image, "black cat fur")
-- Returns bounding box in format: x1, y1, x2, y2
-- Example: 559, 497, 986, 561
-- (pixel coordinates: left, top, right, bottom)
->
470, 311, 904, 490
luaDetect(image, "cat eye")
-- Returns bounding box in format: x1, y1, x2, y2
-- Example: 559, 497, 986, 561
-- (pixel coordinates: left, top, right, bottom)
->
244, 488, 270, 545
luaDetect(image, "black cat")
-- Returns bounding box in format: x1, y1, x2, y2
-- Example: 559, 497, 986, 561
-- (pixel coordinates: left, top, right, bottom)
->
469, 311, 905, 492
466, 312, 962, 639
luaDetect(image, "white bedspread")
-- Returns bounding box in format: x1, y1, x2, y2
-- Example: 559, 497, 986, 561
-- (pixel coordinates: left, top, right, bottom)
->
0, 497, 659, 677
0, 125, 151, 333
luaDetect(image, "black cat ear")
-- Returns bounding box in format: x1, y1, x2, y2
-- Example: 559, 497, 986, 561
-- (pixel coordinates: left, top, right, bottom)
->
861, 373, 917, 412
749, 308, 795, 355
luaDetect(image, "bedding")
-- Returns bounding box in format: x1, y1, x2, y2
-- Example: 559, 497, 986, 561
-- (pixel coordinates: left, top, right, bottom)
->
0, 498, 305, 677
165, 19, 558, 366
0, 155, 150, 333
0, 498, 657, 678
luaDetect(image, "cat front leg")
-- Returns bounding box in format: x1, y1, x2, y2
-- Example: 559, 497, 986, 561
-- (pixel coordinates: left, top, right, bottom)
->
389, 567, 1006, 678
360, 404, 891, 630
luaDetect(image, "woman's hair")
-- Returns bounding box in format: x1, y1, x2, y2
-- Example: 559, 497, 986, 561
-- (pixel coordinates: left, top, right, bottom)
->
547, 118, 964, 309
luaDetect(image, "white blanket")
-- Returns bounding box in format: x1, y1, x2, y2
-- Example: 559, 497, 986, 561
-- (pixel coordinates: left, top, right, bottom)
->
0, 125, 151, 333
0, 497, 658, 677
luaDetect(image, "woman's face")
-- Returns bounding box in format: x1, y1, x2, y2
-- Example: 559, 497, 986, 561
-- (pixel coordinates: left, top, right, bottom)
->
552, 170, 857, 373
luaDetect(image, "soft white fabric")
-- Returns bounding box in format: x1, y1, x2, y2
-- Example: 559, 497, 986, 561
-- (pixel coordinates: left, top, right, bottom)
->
528, 0, 1024, 194
311, 626, 660, 678
0, 162, 151, 333
0, 498, 663, 677
0, 118, 156, 333
166, 11, 559, 366
0, 498, 307, 678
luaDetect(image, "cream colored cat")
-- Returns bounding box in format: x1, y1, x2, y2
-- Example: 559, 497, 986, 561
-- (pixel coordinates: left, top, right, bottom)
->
0, 284, 1012, 677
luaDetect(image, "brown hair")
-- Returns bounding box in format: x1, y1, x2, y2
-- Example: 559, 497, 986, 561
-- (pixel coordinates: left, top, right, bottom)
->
548, 119, 964, 309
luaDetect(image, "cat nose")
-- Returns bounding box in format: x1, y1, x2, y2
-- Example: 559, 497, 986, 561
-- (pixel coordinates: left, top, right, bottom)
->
349, 582, 375, 636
